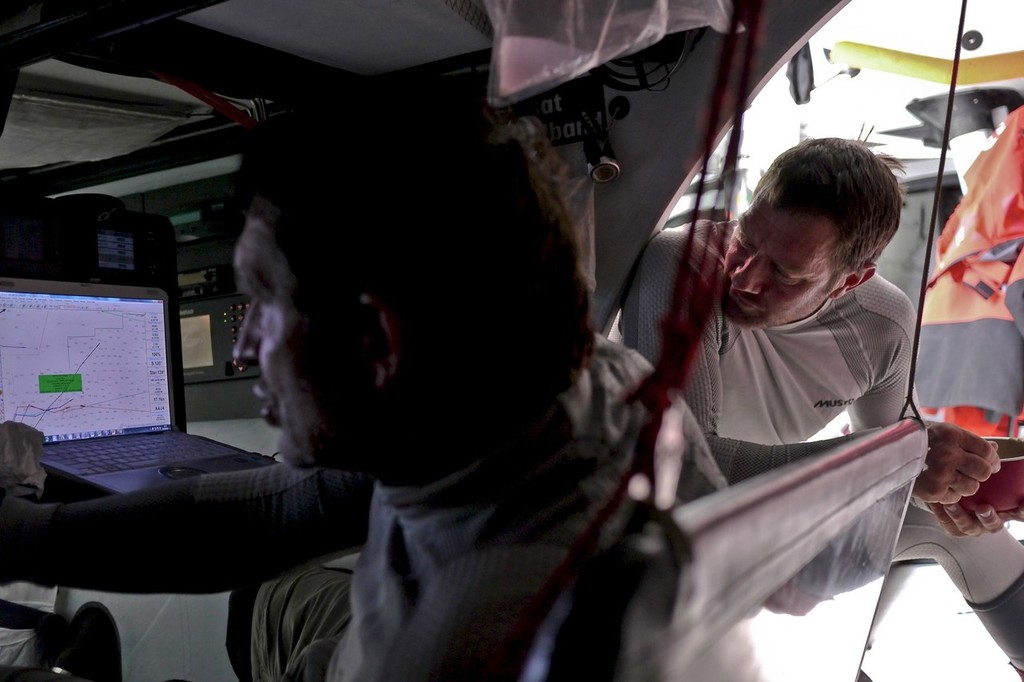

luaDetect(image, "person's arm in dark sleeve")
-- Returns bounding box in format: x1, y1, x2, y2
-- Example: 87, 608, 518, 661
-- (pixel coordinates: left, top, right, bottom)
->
0, 464, 375, 594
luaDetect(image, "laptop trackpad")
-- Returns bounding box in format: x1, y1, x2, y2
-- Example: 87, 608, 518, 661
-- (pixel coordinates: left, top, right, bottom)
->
88, 453, 275, 494
158, 466, 205, 479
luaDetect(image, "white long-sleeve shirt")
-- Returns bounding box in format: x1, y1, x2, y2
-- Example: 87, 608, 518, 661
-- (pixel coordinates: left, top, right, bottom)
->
621, 221, 918, 482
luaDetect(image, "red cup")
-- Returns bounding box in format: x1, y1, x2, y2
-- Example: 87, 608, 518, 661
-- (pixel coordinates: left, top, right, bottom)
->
959, 437, 1024, 514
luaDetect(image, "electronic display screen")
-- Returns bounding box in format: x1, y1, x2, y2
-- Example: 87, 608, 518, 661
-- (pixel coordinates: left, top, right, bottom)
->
1, 215, 47, 262
96, 227, 135, 271
180, 314, 215, 369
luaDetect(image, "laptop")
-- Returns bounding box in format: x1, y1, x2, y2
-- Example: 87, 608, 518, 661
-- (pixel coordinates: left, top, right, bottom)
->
0, 276, 276, 495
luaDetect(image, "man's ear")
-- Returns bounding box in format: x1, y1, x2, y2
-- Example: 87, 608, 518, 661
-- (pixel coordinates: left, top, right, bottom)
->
829, 262, 876, 299
358, 293, 401, 390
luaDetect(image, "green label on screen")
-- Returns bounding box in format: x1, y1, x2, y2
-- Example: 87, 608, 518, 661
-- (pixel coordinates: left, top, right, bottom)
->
39, 374, 83, 393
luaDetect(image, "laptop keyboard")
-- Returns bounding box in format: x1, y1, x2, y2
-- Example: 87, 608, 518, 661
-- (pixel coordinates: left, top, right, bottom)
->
45, 435, 203, 474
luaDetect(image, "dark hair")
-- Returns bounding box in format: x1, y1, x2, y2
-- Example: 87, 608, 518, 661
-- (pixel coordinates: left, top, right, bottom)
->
751, 137, 906, 272
236, 75, 594, 411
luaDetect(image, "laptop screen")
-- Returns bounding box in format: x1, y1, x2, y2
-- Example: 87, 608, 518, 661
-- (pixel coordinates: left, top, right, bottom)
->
0, 277, 175, 443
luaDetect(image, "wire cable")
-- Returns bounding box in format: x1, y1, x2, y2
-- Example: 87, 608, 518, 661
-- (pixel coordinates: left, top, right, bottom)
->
900, 0, 969, 422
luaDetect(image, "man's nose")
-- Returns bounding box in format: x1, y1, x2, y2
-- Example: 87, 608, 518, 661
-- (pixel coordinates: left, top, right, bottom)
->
730, 255, 769, 294
232, 320, 259, 371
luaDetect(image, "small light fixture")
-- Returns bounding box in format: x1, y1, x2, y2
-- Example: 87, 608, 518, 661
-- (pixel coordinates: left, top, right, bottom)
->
584, 134, 620, 183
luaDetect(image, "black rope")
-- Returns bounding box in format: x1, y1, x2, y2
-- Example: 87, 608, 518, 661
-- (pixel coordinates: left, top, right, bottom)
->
901, 0, 970, 422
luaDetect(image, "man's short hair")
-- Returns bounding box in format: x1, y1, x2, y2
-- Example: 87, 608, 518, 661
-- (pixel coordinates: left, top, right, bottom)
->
236, 74, 594, 407
751, 137, 906, 272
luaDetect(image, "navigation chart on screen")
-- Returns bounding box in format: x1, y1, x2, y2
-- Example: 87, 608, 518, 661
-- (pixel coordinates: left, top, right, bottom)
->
0, 287, 170, 442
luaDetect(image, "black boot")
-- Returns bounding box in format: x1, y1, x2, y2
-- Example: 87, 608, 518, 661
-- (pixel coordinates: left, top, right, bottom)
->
35, 612, 70, 669
52, 602, 122, 682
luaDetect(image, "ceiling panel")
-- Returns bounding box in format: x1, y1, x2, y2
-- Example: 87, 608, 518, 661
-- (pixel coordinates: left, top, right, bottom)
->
181, 0, 494, 75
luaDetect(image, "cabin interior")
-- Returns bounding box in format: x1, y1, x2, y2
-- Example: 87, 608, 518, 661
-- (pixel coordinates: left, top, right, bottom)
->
1, 0, 1024, 679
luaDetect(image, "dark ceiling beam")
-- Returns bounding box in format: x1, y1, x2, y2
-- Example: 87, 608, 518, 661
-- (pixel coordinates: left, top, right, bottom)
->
59, 19, 367, 106
0, 69, 16, 138
0, 0, 228, 72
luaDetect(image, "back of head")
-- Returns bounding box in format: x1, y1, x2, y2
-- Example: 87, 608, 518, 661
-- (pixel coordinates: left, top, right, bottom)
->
751, 137, 905, 271
236, 75, 594, 422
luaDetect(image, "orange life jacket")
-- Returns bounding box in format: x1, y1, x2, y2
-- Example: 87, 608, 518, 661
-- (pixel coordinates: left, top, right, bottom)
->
917, 104, 1024, 436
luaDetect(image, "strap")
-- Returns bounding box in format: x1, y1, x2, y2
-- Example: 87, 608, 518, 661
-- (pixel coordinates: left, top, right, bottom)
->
0, 598, 50, 630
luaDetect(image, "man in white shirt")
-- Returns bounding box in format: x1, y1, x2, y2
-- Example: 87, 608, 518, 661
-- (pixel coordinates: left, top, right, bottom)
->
620, 136, 1024, 679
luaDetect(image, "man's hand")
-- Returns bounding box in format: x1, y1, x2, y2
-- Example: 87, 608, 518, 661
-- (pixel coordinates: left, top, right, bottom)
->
929, 501, 1007, 537
913, 421, 999, 505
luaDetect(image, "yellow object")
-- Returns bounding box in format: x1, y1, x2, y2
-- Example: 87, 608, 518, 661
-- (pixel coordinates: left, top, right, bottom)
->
827, 41, 1024, 84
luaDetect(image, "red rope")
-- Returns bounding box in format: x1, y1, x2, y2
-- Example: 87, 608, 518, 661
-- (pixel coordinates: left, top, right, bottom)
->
633, 0, 763, 474
150, 69, 259, 129
487, 0, 766, 676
